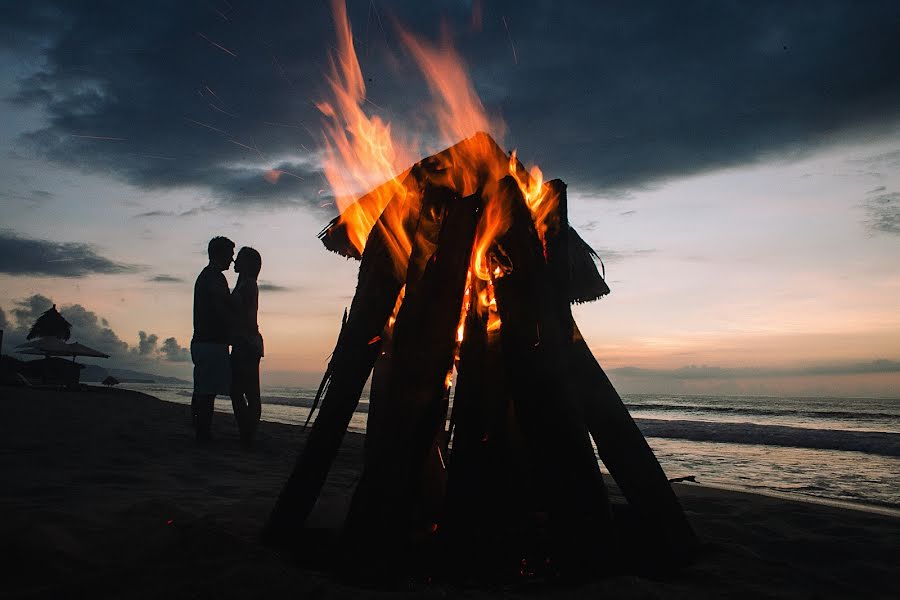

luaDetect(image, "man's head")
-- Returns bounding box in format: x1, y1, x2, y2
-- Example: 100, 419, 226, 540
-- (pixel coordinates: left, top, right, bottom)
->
207, 236, 235, 271
234, 246, 262, 279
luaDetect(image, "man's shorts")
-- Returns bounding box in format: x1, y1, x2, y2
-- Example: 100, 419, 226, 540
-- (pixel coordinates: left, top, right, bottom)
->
191, 341, 231, 395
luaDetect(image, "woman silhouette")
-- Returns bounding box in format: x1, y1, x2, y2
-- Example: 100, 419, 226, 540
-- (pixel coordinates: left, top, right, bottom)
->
230, 246, 264, 447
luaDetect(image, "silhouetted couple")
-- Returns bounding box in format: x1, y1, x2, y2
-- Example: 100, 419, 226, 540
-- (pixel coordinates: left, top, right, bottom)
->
191, 236, 265, 447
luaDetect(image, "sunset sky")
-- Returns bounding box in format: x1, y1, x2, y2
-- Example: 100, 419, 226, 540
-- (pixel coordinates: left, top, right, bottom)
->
1, 1, 898, 396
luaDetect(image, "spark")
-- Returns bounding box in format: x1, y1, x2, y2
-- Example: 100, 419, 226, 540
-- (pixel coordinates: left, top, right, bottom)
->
183, 117, 230, 136
271, 54, 293, 87
228, 138, 258, 154
196, 32, 238, 57
275, 169, 304, 181
363, 96, 384, 111
208, 103, 238, 118
263, 120, 302, 129
69, 134, 126, 141
501, 16, 519, 65
203, 85, 223, 104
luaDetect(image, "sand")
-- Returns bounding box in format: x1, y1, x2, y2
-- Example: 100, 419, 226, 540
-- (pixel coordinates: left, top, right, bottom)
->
1, 384, 897, 599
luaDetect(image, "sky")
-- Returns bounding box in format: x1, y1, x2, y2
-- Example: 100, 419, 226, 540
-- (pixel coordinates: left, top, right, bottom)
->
0, 0, 898, 396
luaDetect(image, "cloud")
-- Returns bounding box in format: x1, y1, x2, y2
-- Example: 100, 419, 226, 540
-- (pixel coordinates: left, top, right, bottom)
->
133, 210, 174, 219
56, 303, 129, 356
0, 293, 191, 372
258, 281, 291, 292
0, 189, 56, 203
160, 337, 190, 362
133, 205, 215, 219
137, 331, 158, 355
590, 247, 657, 264
864, 191, 900, 235
0, 231, 139, 277
2, 0, 898, 206
149, 274, 184, 283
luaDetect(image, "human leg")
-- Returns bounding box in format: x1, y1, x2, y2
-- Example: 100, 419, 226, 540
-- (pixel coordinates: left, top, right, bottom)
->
194, 393, 215, 441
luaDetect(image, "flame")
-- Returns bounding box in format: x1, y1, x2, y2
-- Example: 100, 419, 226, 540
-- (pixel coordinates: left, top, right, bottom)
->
318, 2, 556, 338
510, 151, 559, 254
397, 26, 502, 157
387, 285, 406, 332
317, 0, 415, 268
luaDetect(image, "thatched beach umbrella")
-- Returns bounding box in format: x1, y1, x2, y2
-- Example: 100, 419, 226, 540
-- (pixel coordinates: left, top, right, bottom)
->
15, 338, 110, 361
26, 305, 72, 341
102, 375, 119, 387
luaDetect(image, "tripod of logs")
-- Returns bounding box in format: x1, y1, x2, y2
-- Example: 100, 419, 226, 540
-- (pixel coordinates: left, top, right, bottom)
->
263, 133, 697, 581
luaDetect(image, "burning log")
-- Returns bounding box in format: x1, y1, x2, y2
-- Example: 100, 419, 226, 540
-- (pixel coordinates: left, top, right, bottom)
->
489, 177, 612, 572
341, 187, 480, 569
262, 187, 421, 547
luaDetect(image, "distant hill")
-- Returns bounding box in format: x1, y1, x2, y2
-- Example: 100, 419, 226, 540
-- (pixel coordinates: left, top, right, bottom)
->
81, 364, 189, 385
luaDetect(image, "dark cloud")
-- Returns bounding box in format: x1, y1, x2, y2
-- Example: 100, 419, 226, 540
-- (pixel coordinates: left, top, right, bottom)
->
149, 274, 184, 283
58, 303, 130, 355
1, 293, 191, 371
0, 189, 56, 203
137, 330, 158, 355
612, 360, 900, 380
2, 0, 898, 207
0, 230, 139, 277
258, 281, 291, 292
10, 294, 53, 330
591, 246, 657, 264
160, 337, 190, 362
133, 205, 215, 219
133, 210, 174, 218
864, 191, 900, 235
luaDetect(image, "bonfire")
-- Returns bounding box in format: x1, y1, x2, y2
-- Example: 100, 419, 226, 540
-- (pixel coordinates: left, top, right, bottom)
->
264, 0, 696, 581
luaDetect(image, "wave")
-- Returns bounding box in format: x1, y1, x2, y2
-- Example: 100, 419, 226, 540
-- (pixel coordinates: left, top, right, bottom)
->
634, 418, 900, 457
626, 402, 898, 422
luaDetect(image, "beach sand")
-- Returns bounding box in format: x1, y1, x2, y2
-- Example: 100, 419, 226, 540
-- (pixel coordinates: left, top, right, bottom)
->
1, 385, 897, 599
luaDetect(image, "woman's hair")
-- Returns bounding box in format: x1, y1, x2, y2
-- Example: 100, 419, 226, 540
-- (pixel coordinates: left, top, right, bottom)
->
237, 246, 262, 278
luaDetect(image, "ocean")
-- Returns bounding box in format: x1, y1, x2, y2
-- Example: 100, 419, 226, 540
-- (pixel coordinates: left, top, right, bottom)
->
122, 382, 900, 512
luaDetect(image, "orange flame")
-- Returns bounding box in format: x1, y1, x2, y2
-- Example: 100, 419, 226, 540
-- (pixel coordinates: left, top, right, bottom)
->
318, 2, 555, 339
317, 0, 416, 267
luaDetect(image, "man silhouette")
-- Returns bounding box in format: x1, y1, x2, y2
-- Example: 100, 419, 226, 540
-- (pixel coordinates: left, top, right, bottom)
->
190, 236, 235, 441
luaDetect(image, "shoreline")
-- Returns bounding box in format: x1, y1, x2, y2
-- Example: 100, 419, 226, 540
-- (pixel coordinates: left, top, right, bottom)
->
140, 387, 900, 515
2, 384, 898, 598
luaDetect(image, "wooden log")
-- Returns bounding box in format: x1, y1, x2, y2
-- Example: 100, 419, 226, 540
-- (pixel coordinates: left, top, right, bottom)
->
490, 176, 612, 574
543, 180, 698, 561
441, 286, 525, 576
262, 191, 420, 549
567, 328, 699, 561
339, 188, 482, 576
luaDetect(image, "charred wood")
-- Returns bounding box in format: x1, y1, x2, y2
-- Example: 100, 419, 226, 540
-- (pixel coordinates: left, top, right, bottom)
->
491, 176, 612, 574
339, 188, 481, 575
